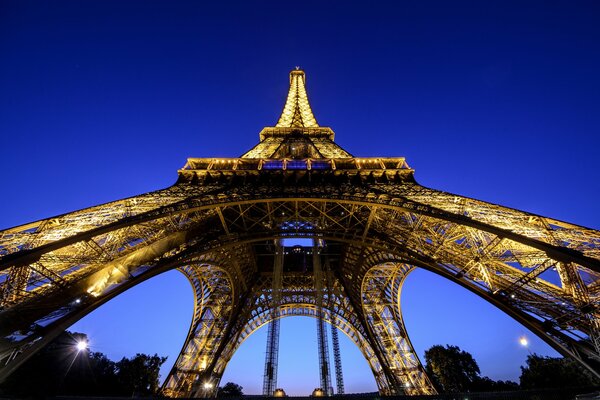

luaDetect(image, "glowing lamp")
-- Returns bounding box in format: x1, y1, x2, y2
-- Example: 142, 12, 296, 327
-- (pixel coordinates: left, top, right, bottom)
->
76, 340, 88, 351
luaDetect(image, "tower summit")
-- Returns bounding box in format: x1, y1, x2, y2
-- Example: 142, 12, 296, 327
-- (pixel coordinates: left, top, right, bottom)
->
1, 69, 600, 398
276, 69, 319, 128
247, 69, 343, 159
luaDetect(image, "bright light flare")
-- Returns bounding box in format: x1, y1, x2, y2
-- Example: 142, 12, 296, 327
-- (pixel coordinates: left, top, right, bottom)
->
519, 336, 528, 347
76, 340, 88, 351
203, 382, 213, 390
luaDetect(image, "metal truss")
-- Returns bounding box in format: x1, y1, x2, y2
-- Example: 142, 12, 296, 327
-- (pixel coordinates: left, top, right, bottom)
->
326, 258, 345, 395
162, 265, 234, 397
262, 243, 283, 396
313, 246, 333, 395
2, 185, 600, 395
1, 69, 599, 397
361, 263, 435, 395
162, 270, 415, 397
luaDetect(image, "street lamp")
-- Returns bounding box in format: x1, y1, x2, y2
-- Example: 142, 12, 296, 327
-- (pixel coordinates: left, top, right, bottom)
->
519, 335, 533, 355
76, 340, 88, 352
519, 336, 528, 347
202, 381, 214, 397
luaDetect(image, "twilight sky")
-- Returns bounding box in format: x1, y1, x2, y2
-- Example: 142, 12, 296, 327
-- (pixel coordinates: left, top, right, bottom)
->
1, 0, 600, 395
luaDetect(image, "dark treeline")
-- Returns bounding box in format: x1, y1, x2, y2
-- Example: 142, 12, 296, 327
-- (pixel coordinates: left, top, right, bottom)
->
424, 344, 599, 393
0, 331, 166, 398
1, 335, 598, 398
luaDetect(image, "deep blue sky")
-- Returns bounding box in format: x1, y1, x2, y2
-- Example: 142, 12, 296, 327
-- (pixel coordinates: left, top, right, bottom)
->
1, 0, 600, 395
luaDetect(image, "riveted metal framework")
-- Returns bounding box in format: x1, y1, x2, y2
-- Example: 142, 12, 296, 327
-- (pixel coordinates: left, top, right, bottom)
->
262, 243, 283, 396
313, 245, 333, 395
326, 257, 345, 395
1, 69, 600, 397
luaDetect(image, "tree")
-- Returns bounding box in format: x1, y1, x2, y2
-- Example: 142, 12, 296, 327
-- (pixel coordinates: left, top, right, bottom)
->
116, 353, 167, 396
520, 354, 599, 389
218, 381, 244, 397
470, 376, 519, 392
424, 344, 481, 393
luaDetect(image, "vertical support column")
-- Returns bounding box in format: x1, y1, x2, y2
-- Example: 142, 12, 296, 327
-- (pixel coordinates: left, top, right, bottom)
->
263, 242, 284, 396
330, 318, 344, 395
263, 320, 280, 396
325, 259, 345, 395
314, 244, 332, 396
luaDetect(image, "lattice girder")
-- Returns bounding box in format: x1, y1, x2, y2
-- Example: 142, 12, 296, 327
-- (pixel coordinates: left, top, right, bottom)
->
1, 178, 600, 389
162, 265, 235, 398
361, 263, 436, 395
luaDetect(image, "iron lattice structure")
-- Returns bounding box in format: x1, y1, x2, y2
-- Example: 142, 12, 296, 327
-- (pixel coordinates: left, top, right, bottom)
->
1, 69, 600, 397
262, 243, 283, 396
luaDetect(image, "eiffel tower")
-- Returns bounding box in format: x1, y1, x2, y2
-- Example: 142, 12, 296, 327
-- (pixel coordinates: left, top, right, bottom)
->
1, 69, 600, 397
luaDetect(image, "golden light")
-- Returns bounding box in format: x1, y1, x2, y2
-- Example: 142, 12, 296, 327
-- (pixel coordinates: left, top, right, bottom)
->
273, 388, 286, 397
203, 382, 214, 390
312, 388, 325, 397
519, 336, 528, 347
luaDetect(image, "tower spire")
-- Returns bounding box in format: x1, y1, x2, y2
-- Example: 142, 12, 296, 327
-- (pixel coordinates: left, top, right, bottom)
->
276, 69, 319, 128
249, 69, 340, 156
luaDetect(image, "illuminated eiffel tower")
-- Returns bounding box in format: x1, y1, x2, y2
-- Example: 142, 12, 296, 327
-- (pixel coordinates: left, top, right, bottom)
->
1, 69, 600, 397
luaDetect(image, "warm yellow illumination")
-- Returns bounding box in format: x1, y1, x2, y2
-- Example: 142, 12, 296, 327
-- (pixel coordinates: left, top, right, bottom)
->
519, 336, 528, 347
311, 388, 325, 397
273, 388, 286, 397
203, 382, 213, 390
276, 69, 319, 128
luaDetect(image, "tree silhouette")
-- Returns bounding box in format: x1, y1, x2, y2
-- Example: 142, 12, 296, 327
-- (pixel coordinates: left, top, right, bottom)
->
0, 330, 167, 397
218, 381, 244, 397
424, 344, 519, 393
424, 344, 481, 392
520, 353, 599, 389
116, 353, 167, 396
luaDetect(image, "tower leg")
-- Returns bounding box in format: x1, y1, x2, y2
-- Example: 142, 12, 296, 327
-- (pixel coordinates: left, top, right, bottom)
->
161, 266, 234, 398
361, 263, 436, 395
